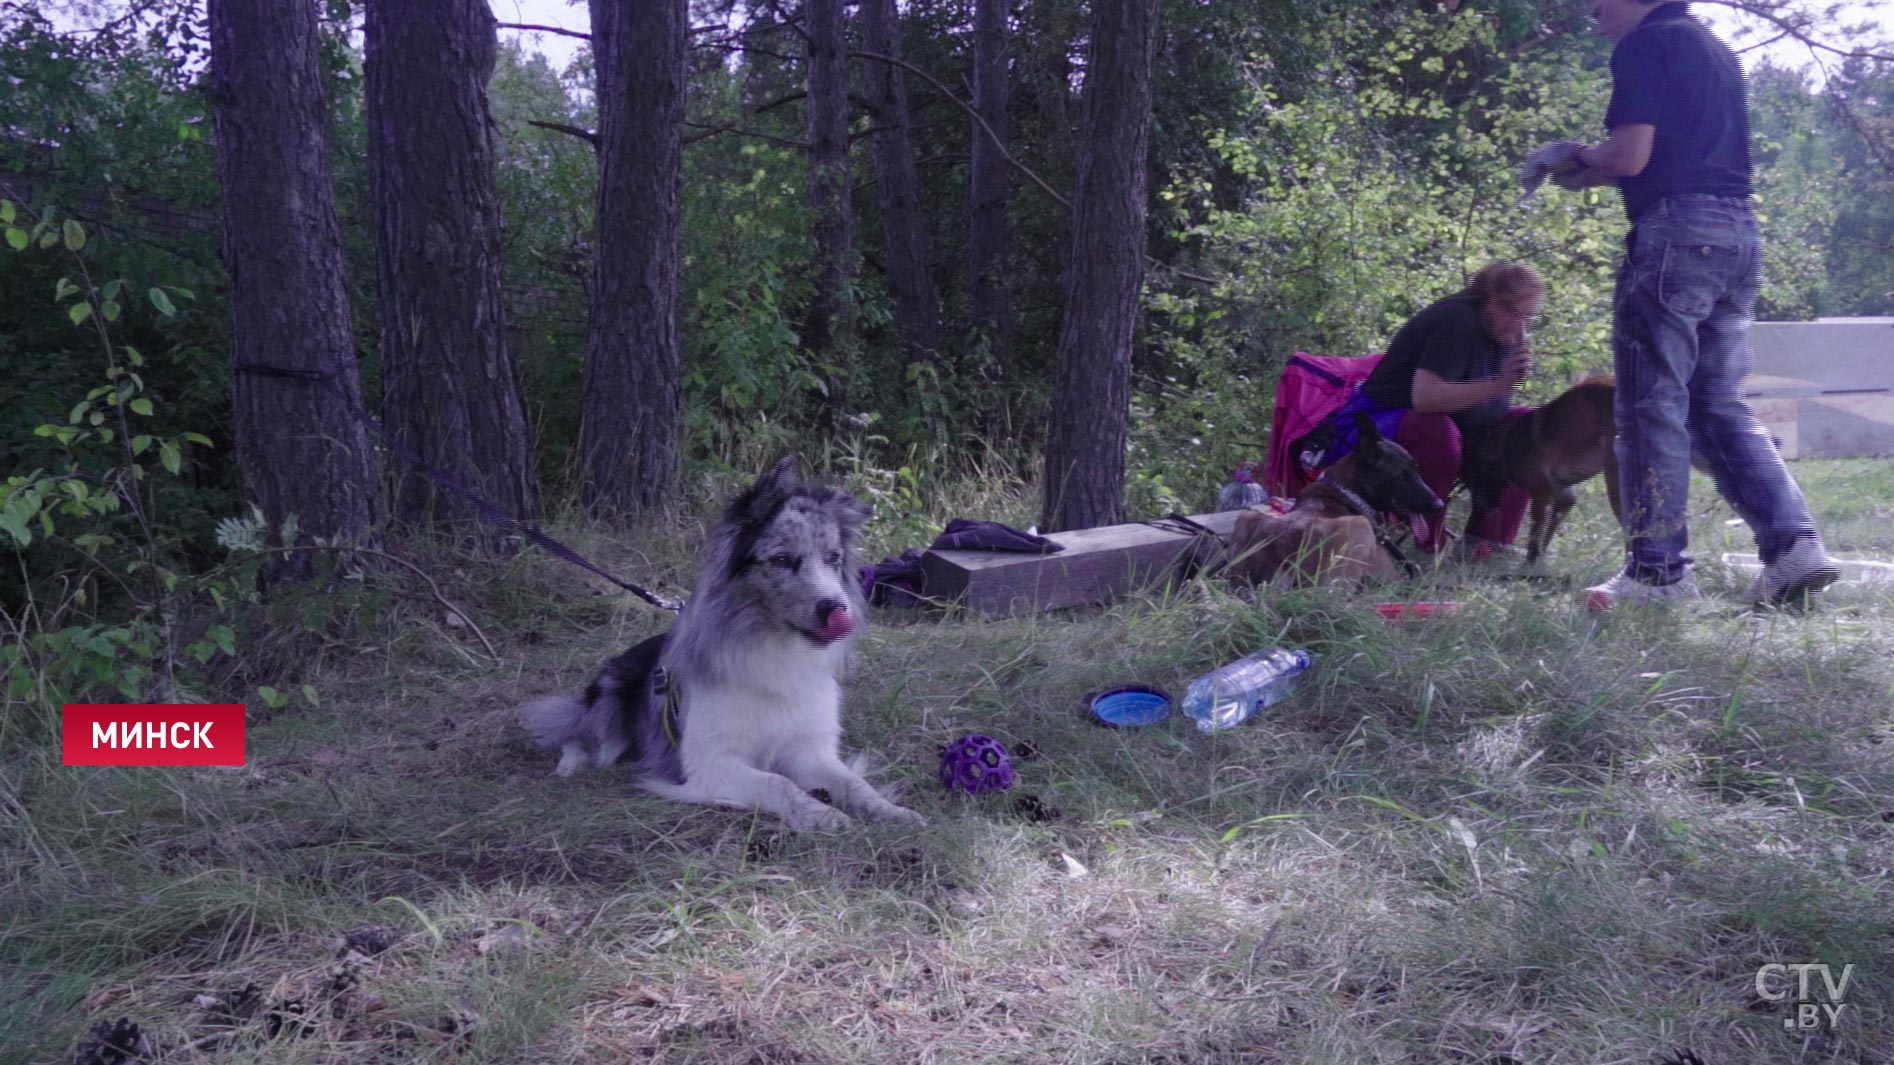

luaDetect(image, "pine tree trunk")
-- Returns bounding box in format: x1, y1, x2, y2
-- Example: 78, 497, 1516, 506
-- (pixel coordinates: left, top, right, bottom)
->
208, 0, 379, 578
969, 0, 1013, 392
366, 0, 535, 544
1040, 0, 1159, 534
804, 0, 854, 385
580, 0, 686, 516
858, 0, 943, 372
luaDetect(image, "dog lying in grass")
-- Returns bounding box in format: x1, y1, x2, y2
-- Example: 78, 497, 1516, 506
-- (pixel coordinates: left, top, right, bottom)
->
518, 456, 924, 833
1462, 376, 1622, 564
1224, 412, 1444, 588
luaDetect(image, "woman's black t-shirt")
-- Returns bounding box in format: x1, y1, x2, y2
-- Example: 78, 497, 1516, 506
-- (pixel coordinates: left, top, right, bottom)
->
1359, 294, 1508, 431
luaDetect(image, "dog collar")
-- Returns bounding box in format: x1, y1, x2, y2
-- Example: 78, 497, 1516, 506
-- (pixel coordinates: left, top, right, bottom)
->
1318, 473, 1376, 520
1318, 473, 1423, 579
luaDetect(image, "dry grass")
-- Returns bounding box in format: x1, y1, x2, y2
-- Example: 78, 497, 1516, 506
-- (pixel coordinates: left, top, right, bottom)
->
5, 461, 1894, 1064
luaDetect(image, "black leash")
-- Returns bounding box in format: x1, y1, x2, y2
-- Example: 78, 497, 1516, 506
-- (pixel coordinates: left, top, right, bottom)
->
1142, 511, 1227, 544
1317, 474, 1422, 579
234, 362, 683, 613
1140, 511, 1231, 582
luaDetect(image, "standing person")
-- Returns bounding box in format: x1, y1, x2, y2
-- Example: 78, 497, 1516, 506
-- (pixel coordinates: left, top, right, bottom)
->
1319, 261, 1540, 561
1553, 0, 1838, 610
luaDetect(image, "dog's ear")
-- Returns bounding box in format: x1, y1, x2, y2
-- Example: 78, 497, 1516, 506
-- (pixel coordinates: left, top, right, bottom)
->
761, 454, 801, 491
831, 493, 874, 547
1352, 411, 1382, 447
843, 493, 873, 531
756, 453, 801, 499
730, 454, 801, 524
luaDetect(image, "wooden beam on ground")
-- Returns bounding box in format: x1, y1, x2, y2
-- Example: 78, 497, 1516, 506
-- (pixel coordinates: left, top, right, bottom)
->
920, 508, 1254, 618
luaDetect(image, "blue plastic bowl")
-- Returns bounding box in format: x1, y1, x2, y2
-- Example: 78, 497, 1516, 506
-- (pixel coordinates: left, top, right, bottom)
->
1089, 686, 1173, 728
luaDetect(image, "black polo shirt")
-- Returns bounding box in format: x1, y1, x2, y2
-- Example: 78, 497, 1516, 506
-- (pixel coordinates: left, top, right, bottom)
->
1360, 295, 1509, 431
1604, 2, 1752, 221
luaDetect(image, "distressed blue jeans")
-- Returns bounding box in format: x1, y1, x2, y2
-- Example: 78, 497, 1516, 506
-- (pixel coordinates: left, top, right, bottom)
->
1612, 194, 1818, 582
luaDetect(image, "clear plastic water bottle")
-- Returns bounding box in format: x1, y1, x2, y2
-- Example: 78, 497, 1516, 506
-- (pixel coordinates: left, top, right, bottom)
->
1181, 648, 1315, 733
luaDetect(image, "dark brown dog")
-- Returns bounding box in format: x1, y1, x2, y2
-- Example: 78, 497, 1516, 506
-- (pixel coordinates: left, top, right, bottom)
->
1462, 376, 1623, 564
1225, 413, 1444, 589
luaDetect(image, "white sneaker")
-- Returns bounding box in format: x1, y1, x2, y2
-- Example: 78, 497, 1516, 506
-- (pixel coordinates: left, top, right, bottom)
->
1584, 570, 1703, 613
1744, 537, 1840, 607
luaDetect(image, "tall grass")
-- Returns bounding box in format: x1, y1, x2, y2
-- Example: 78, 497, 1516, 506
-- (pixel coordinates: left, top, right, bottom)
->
4, 461, 1891, 1063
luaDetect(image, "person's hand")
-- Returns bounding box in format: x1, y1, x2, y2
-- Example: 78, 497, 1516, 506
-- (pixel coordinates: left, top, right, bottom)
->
1500, 350, 1534, 388
1516, 140, 1586, 204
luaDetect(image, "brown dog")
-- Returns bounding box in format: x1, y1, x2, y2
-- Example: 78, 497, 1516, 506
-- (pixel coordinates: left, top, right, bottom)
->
1225, 412, 1444, 589
1462, 376, 1623, 564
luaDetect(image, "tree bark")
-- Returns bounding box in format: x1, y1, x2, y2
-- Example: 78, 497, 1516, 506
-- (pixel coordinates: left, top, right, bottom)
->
366, 0, 536, 543
969, 0, 1013, 389
1040, 0, 1159, 534
580, 0, 687, 516
208, 0, 378, 577
804, 0, 855, 384
858, 0, 943, 372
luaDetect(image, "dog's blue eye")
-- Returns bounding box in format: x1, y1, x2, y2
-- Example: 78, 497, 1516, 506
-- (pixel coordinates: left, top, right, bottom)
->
769, 553, 797, 570
825, 550, 842, 567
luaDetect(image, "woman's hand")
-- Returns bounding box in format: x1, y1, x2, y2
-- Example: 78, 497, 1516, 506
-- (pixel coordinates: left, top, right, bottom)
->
1413, 365, 1520, 413
1500, 349, 1534, 388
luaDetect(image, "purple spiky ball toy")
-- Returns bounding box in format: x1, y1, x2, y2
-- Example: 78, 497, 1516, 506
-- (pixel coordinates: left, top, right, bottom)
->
939, 734, 1016, 795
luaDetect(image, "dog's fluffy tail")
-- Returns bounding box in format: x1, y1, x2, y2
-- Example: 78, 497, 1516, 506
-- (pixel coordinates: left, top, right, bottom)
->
518, 694, 587, 749
847, 750, 909, 804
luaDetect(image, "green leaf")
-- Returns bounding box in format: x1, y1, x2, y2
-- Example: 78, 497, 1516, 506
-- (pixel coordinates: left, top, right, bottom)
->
302, 685, 320, 707
102, 279, 123, 302
148, 288, 176, 316
38, 230, 57, 249
68, 301, 93, 326
129, 398, 153, 416
62, 218, 85, 251
131, 435, 152, 455
55, 277, 78, 301
171, 287, 195, 301
0, 199, 13, 223
182, 432, 213, 447
160, 442, 182, 475
5, 228, 26, 251
0, 511, 30, 548
101, 301, 120, 322
69, 401, 90, 424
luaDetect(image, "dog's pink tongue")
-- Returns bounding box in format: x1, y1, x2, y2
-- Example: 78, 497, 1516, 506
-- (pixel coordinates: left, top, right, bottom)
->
821, 607, 855, 641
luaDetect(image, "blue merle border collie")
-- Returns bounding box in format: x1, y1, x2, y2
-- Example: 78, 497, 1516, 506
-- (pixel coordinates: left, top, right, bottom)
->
518, 457, 923, 832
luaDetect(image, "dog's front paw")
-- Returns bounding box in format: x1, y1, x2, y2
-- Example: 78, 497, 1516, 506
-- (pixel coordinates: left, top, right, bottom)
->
787, 804, 854, 834
875, 804, 927, 828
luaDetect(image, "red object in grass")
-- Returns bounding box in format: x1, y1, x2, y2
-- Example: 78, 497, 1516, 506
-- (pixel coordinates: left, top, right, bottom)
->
1375, 601, 1464, 621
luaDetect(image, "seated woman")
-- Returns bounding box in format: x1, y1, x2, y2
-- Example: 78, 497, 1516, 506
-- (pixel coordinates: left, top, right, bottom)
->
1319, 261, 1540, 558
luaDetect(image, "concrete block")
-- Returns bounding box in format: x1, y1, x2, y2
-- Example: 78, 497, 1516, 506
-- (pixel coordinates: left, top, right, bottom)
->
1747, 318, 1894, 395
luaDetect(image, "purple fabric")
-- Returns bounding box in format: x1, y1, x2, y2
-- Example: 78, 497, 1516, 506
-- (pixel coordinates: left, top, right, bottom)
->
1319, 385, 1409, 467
860, 548, 926, 607
930, 518, 1065, 554
859, 519, 1065, 607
